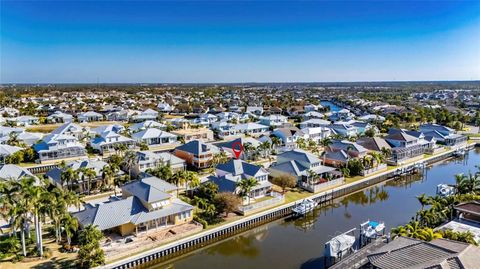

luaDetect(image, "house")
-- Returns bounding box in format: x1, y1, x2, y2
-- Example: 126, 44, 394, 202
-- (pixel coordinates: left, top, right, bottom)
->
357, 137, 391, 153
365, 236, 480, 269
272, 127, 304, 150
73, 177, 193, 236
436, 201, 480, 244
0, 107, 19, 117
78, 111, 103, 122
215, 137, 261, 160
304, 104, 320, 113
322, 150, 350, 167
419, 124, 467, 147
217, 112, 240, 122
131, 128, 178, 149
129, 120, 166, 133
47, 111, 74, 123
193, 113, 218, 126
299, 118, 330, 128
173, 140, 215, 169
0, 144, 23, 163
349, 121, 377, 135
7, 116, 40, 126
357, 114, 385, 123
207, 159, 272, 200
269, 149, 343, 193
45, 159, 121, 194
327, 123, 358, 137
157, 103, 174, 113
211, 121, 239, 139
301, 127, 331, 143
171, 128, 214, 143
92, 124, 125, 136
233, 122, 270, 137
302, 111, 325, 120
245, 106, 263, 116
34, 123, 87, 163
328, 140, 368, 158
106, 109, 139, 122
328, 109, 354, 121
132, 151, 186, 176
90, 131, 135, 154
0, 164, 36, 181
132, 109, 158, 122
259, 114, 288, 127
385, 129, 426, 164
0, 127, 43, 146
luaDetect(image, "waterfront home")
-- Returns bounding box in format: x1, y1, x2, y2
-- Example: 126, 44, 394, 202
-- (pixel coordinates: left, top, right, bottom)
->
328, 108, 354, 121
436, 201, 480, 244
34, 123, 87, 163
73, 177, 193, 236
0, 164, 36, 181
233, 122, 270, 138
356, 137, 391, 153
304, 104, 320, 113
322, 150, 350, 167
419, 123, 468, 147
131, 128, 178, 149
259, 114, 288, 127
349, 121, 377, 135
269, 149, 342, 192
300, 127, 331, 143
78, 111, 103, 122
299, 118, 330, 129
6, 116, 40, 126
0, 144, 23, 163
385, 129, 426, 165
45, 159, 121, 194
171, 127, 214, 143
129, 120, 166, 133
46, 111, 74, 123
211, 121, 239, 139
174, 140, 215, 169
207, 159, 272, 201
131, 108, 159, 122
245, 106, 263, 116
132, 151, 186, 176
157, 103, 174, 113
90, 131, 135, 155
327, 123, 358, 137
366, 236, 480, 269
272, 127, 304, 150
328, 140, 368, 158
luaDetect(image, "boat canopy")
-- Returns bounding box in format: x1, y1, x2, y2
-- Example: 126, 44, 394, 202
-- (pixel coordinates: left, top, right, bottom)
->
324, 234, 355, 258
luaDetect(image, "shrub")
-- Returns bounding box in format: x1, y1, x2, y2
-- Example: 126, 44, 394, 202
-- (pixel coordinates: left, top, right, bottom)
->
193, 215, 208, 228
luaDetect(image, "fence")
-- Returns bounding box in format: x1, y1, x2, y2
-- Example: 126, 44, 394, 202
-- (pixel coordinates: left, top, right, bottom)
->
238, 192, 285, 215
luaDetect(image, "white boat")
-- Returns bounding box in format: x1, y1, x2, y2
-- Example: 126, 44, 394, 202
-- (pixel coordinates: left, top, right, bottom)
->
360, 220, 385, 239
453, 149, 466, 157
324, 233, 356, 258
292, 199, 316, 216
437, 184, 455, 197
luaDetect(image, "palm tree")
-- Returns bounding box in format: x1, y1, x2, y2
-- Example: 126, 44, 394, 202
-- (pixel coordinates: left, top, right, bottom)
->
186, 171, 200, 190
418, 228, 443, 241
101, 165, 115, 192
319, 138, 332, 164
416, 193, 430, 211
259, 141, 271, 158
271, 137, 281, 151
455, 173, 480, 194
172, 170, 188, 196
122, 150, 137, 180
236, 177, 259, 205
296, 137, 306, 150
79, 167, 97, 195
243, 143, 255, 160
62, 214, 79, 246
61, 167, 79, 191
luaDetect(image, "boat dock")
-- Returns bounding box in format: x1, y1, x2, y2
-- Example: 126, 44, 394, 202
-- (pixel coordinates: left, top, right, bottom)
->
329, 237, 388, 269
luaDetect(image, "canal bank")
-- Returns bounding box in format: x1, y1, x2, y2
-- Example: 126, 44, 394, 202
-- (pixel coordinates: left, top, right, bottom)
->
100, 143, 477, 269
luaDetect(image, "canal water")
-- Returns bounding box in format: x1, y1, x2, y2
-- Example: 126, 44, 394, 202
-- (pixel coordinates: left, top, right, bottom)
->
149, 148, 480, 269
320, 100, 342, 112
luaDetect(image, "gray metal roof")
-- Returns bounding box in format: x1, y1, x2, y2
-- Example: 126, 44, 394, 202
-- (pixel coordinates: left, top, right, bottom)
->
216, 159, 267, 178
121, 177, 177, 204
277, 149, 321, 164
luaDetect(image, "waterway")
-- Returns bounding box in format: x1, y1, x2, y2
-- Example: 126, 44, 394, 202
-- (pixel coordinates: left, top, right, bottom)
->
320, 100, 342, 112
149, 148, 480, 269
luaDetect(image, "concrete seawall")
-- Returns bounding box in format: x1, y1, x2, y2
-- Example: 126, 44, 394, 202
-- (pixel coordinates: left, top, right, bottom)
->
100, 143, 477, 269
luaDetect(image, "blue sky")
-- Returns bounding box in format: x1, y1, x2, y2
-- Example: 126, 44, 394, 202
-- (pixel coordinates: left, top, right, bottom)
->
1, 1, 479, 83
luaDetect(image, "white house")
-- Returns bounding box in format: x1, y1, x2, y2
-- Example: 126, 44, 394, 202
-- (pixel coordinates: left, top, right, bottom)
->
131, 128, 178, 147
34, 123, 87, 163
78, 111, 103, 122
259, 114, 288, 127
233, 122, 270, 137
90, 131, 135, 154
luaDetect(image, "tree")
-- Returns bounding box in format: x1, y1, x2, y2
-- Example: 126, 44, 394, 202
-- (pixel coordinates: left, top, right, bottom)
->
319, 138, 332, 164
78, 225, 105, 268
79, 167, 96, 195
122, 150, 137, 180
296, 137, 307, 150
214, 192, 242, 217
236, 177, 259, 205
270, 174, 297, 193
61, 167, 79, 191
364, 127, 376, 137
271, 137, 281, 151
62, 214, 79, 246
